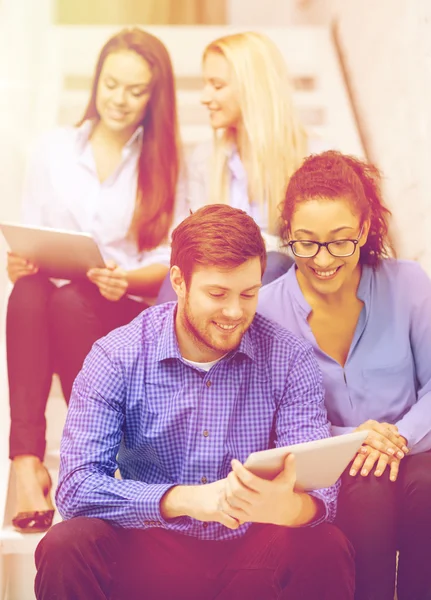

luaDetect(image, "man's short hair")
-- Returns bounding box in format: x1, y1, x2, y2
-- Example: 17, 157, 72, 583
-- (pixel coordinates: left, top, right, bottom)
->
170, 204, 267, 286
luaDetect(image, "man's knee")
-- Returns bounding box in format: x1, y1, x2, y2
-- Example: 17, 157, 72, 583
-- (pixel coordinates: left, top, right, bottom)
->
296, 523, 354, 568
270, 524, 354, 596
35, 517, 117, 570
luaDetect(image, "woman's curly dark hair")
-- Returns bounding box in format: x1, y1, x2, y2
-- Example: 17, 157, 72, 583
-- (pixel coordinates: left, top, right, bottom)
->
280, 151, 395, 267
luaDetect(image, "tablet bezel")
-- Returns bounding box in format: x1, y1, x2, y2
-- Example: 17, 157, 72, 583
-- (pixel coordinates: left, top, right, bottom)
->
244, 430, 368, 490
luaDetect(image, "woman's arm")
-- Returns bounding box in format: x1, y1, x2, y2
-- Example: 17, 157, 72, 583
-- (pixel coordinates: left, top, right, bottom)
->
125, 263, 169, 297
186, 142, 212, 212
395, 263, 431, 452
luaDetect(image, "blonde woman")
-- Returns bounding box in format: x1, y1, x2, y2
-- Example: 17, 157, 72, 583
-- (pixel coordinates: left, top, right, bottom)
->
195, 32, 306, 279
156, 31, 307, 302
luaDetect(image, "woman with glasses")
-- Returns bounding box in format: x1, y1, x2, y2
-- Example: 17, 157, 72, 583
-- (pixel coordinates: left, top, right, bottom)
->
258, 150, 431, 600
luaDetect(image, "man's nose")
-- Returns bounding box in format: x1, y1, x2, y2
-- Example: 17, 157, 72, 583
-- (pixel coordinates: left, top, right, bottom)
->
221, 298, 243, 320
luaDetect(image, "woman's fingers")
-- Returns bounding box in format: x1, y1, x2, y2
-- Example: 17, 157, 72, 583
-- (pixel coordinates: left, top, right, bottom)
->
364, 432, 405, 459
389, 459, 400, 482
374, 453, 390, 477
350, 450, 367, 476
360, 449, 381, 476
358, 420, 408, 455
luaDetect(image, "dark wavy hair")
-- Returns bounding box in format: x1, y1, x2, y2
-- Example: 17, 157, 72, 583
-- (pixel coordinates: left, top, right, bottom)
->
280, 150, 395, 267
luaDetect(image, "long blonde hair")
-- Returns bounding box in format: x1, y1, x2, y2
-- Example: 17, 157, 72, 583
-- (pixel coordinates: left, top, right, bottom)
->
203, 31, 307, 235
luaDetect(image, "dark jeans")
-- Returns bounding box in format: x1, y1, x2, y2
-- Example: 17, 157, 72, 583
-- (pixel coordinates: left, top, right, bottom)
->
7, 274, 145, 461
34, 517, 354, 599
335, 451, 431, 600
156, 252, 294, 304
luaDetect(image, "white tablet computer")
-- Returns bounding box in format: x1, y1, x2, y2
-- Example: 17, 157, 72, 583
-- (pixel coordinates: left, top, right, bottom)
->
0, 222, 105, 280
244, 430, 368, 490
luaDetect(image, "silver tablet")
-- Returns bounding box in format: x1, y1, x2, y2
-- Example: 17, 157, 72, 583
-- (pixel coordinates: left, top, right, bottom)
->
244, 430, 368, 490
0, 222, 105, 280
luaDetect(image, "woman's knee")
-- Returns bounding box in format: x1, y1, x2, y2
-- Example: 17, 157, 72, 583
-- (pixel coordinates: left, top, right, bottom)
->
7, 274, 53, 316
401, 452, 431, 517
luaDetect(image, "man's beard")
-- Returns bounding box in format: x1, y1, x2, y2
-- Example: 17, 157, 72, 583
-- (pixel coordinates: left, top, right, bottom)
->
181, 295, 249, 357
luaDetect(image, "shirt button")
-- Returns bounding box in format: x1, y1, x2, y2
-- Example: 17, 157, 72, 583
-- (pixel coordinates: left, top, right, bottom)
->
203, 430, 209, 437
206, 380, 212, 388
201, 476, 208, 484
203, 522, 209, 529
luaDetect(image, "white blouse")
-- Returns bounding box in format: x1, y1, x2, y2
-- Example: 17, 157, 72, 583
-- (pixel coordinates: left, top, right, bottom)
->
22, 121, 188, 272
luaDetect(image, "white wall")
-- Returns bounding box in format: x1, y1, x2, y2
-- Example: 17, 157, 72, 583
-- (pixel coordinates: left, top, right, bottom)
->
229, 0, 431, 272
228, 0, 335, 26
334, 0, 431, 272
0, 0, 54, 301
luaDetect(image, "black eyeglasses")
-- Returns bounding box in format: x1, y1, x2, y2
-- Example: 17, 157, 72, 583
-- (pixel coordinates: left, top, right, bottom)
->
287, 226, 364, 258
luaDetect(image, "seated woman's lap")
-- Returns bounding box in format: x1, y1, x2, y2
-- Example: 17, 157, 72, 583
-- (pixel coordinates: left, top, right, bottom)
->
336, 451, 431, 600
47, 279, 145, 399
337, 450, 431, 538
8, 274, 145, 403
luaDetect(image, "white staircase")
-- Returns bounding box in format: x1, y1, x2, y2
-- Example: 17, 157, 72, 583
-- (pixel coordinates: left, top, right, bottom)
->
0, 24, 364, 599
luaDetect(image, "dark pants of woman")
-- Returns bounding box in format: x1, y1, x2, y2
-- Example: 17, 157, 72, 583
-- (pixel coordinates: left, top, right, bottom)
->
34, 517, 355, 600
156, 251, 294, 304
335, 451, 431, 600
7, 273, 145, 461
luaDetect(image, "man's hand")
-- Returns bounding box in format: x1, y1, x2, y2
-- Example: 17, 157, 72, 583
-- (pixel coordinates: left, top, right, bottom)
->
7, 252, 38, 283
160, 480, 240, 530
349, 444, 401, 481
87, 260, 128, 301
220, 455, 310, 527
355, 420, 409, 459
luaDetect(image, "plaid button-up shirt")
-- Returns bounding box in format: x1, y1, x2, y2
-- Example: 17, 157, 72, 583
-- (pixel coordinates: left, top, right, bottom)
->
57, 302, 338, 540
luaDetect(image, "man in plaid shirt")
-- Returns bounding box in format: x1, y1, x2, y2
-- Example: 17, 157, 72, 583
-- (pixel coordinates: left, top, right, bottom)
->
35, 205, 354, 599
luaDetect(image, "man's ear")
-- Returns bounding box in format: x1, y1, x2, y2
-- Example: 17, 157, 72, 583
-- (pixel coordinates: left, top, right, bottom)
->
170, 265, 186, 298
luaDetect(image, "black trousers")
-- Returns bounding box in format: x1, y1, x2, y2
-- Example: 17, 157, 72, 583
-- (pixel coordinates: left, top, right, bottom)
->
335, 450, 431, 600
7, 274, 145, 461
34, 517, 355, 600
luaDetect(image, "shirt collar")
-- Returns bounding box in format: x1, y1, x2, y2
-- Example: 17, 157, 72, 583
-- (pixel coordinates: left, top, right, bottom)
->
288, 262, 374, 319
286, 266, 312, 317
226, 145, 247, 182
155, 302, 256, 364
74, 119, 144, 156
156, 303, 182, 362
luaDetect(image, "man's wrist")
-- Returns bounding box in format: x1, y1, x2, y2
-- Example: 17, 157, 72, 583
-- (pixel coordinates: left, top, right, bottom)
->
160, 485, 192, 520
283, 492, 321, 527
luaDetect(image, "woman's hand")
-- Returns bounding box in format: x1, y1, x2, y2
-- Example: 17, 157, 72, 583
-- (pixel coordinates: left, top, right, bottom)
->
349, 444, 401, 482
355, 419, 409, 459
87, 260, 128, 302
7, 252, 38, 283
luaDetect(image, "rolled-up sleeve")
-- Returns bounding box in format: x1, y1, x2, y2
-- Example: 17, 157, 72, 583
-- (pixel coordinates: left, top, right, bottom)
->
395, 263, 431, 452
